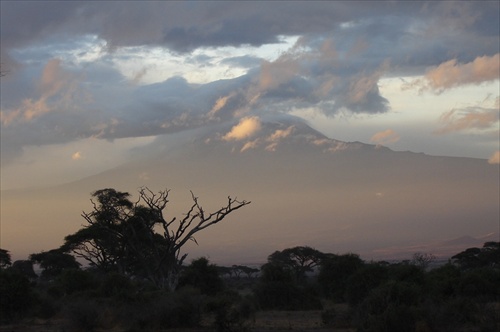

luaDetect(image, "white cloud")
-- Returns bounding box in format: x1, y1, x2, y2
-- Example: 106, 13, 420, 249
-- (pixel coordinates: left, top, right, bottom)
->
223, 116, 262, 141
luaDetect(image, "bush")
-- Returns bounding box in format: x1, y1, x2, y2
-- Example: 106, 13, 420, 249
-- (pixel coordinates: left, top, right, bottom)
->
0, 269, 35, 323
178, 257, 224, 295
56, 268, 97, 295
64, 298, 108, 331
254, 280, 322, 310
32, 290, 61, 319
353, 281, 420, 332
346, 263, 389, 306
422, 297, 478, 332
457, 268, 500, 301
98, 272, 136, 300
205, 290, 256, 332
321, 305, 352, 328
123, 287, 202, 330
318, 253, 364, 301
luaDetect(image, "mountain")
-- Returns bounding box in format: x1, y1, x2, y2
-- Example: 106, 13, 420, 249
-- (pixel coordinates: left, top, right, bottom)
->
1, 116, 499, 264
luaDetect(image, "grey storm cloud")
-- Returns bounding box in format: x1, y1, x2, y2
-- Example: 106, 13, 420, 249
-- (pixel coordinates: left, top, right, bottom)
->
1, 1, 499, 164
2, 1, 498, 56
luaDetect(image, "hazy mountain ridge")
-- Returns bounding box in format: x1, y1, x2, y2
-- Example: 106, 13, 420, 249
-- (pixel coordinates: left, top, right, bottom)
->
1, 117, 498, 263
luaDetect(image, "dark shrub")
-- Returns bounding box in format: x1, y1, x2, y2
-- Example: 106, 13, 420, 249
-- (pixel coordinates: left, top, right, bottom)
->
346, 263, 389, 306
425, 263, 461, 299
98, 272, 136, 300
206, 290, 256, 332
322, 305, 352, 328
32, 291, 60, 319
254, 280, 322, 310
57, 268, 97, 295
318, 253, 364, 301
457, 268, 500, 301
123, 287, 202, 330
0, 268, 35, 323
423, 297, 478, 332
178, 257, 224, 295
64, 298, 106, 331
353, 281, 420, 332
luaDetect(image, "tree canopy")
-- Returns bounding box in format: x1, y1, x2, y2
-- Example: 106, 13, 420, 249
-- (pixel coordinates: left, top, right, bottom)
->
61, 187, 250, 290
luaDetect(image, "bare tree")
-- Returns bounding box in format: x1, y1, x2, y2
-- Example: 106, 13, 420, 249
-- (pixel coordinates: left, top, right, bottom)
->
63, 187, 250, 290
411, 252, 436, 270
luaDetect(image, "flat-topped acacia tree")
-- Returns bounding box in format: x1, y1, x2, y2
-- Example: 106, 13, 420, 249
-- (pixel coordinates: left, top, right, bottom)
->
62, 187, 250, 290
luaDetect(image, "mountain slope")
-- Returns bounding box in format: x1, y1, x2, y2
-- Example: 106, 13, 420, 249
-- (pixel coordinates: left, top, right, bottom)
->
1, 117, 498, 263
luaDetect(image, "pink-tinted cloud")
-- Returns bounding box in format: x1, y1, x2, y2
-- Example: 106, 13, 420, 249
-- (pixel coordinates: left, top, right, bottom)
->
207, 93, 234, 119
434, 108, 499, 135
71, 151, 83, 160
488, 151, 500, 164
240, 139, 259, 152
370, 129, 400, 145
411, 54, 500, 93
267, 126, 294, 142
223, 116, 262, 141
1, 59, 82, 124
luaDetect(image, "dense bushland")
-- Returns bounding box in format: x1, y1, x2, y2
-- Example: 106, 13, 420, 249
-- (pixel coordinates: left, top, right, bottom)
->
0, 242, 499, 331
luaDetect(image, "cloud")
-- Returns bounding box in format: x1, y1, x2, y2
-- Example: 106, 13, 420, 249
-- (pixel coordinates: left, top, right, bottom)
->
267, 126, 295, 142
259, 58, 300, 91
1, 1, 499, 165
434, 107, 499, 135
223, 116, 262, 141
370, 129, 400, 145
240, 139, 260, 152
488, 151, 500, 164
71, 151, 83, 160
1, 59, 84, 124
409, 54, 500, 93
207, 93, 234, 119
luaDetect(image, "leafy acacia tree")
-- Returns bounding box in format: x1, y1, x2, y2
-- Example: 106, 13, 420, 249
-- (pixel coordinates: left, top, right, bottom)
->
452, 242, 500, 270
62, 188, 249, 290
30, 248, 80, 279
267, 246, 325, 282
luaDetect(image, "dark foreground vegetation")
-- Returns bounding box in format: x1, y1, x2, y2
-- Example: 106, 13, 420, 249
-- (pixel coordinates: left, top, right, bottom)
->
1, 188, 499, 331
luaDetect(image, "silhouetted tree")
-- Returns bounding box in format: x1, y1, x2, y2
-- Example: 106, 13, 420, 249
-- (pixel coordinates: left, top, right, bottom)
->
232, 265, 259, 279
11, 260, 37, 280
318, 253, 364, 301
178, 257, 224, 295
255, 249, 323, 311
411, 252, 436, 270
62, 187, 249, 290
452, 242, 500, 270
0, 249, 11, 269
30, 249, 80, 279
268, 246, 324, 282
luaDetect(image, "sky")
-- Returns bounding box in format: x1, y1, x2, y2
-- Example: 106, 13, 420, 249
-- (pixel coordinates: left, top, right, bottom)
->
1, 1, 499, 191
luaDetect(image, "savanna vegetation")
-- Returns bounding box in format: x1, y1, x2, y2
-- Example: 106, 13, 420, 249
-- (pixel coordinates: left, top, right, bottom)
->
1, 188, 499, 331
